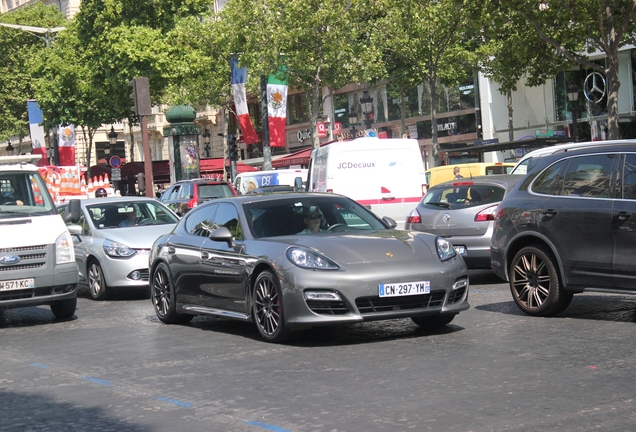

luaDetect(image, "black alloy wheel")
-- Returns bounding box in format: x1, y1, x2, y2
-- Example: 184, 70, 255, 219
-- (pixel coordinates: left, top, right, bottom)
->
151, 262, 193, 324
252, 270, 293, 343
509, 245, 573, 316
88, 260, 110, 300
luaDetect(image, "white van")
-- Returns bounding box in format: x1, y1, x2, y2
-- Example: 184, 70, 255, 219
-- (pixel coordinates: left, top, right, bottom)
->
234, 169, 308, 195
308, 137, 426, 229
0, 155, 80, 319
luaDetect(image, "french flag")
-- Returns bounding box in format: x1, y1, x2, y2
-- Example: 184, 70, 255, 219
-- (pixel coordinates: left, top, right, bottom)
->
27, 100, 49, 166
231, 56, 259, 145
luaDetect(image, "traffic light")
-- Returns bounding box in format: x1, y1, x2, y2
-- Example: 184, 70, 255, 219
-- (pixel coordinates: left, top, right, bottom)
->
129, 77, 152, 116
229, 135, 239, 161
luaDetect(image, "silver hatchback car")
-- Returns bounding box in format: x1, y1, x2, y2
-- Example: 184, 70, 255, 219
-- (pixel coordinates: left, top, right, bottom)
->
405, 175, 524, 269
59, 197, 179, 299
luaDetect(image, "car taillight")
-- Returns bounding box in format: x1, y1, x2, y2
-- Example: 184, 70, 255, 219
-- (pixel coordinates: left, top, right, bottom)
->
493, 203, 506, 221
188, 198, 197, 209
474, 204, 498, 222
327, 189, 333, 193
406, 209, 422, 224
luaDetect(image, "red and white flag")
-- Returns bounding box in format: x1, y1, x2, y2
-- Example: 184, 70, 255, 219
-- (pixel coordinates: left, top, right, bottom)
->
231, 56, 259, 144
267, 66, 288, 147
58, 124, 76, 166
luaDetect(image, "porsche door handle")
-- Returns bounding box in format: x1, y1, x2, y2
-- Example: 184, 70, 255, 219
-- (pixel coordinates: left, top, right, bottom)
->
614, 211, 632, 221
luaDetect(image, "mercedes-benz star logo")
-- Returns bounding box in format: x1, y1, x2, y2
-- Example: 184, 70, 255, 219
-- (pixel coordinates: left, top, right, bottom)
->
584, 72, 606, 104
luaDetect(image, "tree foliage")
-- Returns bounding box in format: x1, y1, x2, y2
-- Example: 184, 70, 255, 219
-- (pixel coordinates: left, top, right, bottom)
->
0, 3, 67, 142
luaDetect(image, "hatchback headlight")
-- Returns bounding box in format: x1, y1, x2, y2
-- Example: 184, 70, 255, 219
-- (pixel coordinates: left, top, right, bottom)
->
56, 231, 74, 264
286, 247, 339, 270
436, 237, 457, 261
103, 239, 137, 258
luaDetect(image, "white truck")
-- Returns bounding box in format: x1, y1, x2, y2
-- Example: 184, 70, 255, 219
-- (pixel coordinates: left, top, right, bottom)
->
0, 155, 81, 319
307, 137, 427, 229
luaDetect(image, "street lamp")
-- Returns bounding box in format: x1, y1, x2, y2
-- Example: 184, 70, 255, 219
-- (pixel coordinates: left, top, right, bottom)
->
360, 90, 374, 129
567, 82, 579, 141
202, 129, 211, 158
348, 106, 358, 138
106, 126, 118, 156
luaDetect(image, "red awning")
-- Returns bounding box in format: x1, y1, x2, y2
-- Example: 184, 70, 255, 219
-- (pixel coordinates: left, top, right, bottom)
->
200, 158, 259, 174
271, 147, 312, 169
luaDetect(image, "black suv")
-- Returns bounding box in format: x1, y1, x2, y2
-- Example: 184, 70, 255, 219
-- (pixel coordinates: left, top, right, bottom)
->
491, 141, 636, 316
160, 179, 237, 216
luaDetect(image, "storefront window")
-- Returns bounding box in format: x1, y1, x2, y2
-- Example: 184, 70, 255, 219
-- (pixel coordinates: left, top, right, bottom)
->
419, 80, 476, 116
416, 113, 476, 139
386, 84, 419, 121
333, 93, 353, 128
288, 93, 309, 125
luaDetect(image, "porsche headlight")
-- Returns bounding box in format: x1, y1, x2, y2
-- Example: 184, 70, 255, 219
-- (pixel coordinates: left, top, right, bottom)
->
436, 237, 457, 261
103, 239, 137, 258
286, 247, 339, 270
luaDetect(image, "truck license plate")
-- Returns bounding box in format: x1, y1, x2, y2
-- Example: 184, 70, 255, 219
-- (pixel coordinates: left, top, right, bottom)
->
379, 280, 430, 297
0, 278, 35, 291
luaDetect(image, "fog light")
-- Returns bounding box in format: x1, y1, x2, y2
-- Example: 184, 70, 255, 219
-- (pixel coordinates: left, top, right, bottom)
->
129, 271, 142, 280
453, 278, 468, 290
304, 290, 342, 301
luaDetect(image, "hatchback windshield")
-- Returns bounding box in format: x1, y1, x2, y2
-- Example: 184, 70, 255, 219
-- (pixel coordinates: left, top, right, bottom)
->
86, 201, 179, 229
423, 184, 505, 209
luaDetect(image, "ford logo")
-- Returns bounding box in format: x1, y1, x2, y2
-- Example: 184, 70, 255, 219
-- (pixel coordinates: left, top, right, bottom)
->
0, 255, 20, 265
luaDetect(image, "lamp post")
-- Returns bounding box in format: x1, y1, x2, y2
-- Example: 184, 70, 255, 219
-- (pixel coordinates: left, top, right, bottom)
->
106, 126, 117, 158
202, 129, 211, 157
360, 90, 374, 129
567, 82, 579, 141
348, 106, 358, 138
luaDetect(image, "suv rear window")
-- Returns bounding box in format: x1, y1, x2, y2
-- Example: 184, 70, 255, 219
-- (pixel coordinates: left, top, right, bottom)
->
423, 185, 505, 208
198, 183, 235, 198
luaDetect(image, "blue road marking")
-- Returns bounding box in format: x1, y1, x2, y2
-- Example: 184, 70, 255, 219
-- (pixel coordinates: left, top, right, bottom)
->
82, 377, 113, 386
245, 422, 290, 432
29, 363, 49, 369
153, 396, 193, 408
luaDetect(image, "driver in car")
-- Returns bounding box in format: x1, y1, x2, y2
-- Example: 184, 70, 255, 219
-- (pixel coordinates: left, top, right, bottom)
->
297, 205, 323, 234
118, 209, 137, 227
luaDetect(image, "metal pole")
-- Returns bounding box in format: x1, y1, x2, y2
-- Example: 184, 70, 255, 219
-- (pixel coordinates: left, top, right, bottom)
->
141, 116, 154, 197
261, 75, 272, 170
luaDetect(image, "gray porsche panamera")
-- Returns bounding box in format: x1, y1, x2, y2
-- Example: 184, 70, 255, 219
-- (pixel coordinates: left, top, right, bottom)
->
149, 192, 469, 343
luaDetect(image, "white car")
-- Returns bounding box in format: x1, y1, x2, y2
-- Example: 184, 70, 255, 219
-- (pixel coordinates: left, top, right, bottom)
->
59, 197, 179, 299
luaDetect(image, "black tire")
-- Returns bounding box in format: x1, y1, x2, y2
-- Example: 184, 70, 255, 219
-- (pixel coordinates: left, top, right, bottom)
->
411, 313, 456, 328
509, 245, 573, 317
252, 270, 294, 343
50, 297, 77, 319
88, 260, 110, 300
151, 262, 193, 324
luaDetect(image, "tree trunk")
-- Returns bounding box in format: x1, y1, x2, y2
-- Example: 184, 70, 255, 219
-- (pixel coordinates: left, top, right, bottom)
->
507, 90, 514, 142
311, 83, 321, 150
399, 85, 406, 136
604, 57, 620, 140
429, 75, 441, 167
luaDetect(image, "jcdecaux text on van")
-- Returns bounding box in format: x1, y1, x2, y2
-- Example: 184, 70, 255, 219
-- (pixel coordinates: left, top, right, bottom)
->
336, 161, 376, 169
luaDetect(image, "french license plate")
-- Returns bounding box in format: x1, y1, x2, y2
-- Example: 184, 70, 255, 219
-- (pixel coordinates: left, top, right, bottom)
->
379, 280, 430, 297
0, 278, 35, 291
454, 245, 466, 255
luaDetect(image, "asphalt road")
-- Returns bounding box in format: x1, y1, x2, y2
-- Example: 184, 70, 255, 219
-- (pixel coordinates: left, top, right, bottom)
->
1, 271, 636, 432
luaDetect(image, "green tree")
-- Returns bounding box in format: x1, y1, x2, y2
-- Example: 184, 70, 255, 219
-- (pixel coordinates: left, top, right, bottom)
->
0, 3, 67, 144
372, 0, 480, 166
492, 0, 636, 140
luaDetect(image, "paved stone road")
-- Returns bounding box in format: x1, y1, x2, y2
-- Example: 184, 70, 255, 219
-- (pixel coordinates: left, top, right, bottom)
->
1, 272, 636, 431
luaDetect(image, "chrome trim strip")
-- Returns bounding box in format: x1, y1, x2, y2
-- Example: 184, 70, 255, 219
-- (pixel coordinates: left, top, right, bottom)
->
180, 304, 250, 320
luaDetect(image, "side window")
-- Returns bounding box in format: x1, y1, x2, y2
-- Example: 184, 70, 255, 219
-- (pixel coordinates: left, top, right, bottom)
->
178, 184, 191, 199
169, 185, 181, 201
213, 203, 244, 241
532, 160, 568, 195
621, 154, 636, 200
160, 186, 174, 202
185, 203, 218, 236
562, 154, 614, 198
